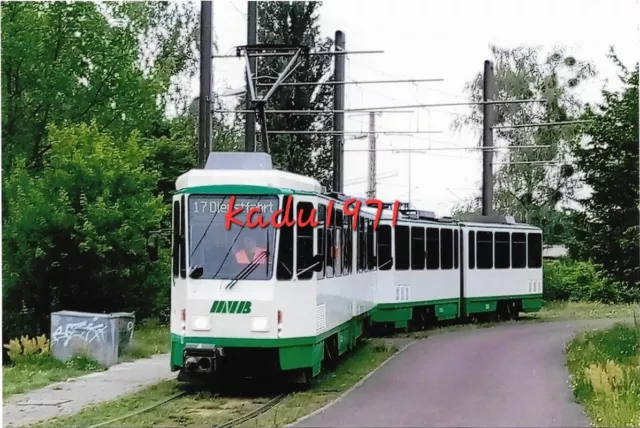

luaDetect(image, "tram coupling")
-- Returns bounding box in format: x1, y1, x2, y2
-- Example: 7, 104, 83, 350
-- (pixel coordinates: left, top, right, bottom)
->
183, 343, 224, 374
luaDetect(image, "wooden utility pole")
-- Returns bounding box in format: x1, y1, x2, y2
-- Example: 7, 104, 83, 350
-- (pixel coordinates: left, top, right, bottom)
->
481, 60, 495, 215
332, 31, 345, 192
244, 1, 257, 152
198, 1, 213, 167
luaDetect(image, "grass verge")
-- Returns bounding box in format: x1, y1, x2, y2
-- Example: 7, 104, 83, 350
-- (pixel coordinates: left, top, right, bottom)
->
533, 301, 638, 321
119, 318, 170, 361
397, 301, 638, 339
2, 355, 105, 398
35, 339, 399, 428
3, 319, 169, 399
565, 320, 640, 427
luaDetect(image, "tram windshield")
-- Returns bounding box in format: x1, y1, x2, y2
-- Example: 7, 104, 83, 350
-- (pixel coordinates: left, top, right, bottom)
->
188, 195, 278, 280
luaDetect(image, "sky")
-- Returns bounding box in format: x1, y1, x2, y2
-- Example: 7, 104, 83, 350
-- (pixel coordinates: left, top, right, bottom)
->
196, 0, 639, 216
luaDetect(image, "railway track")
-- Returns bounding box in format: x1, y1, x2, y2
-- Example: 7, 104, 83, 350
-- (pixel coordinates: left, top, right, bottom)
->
88, 388, 288, 428
216, 394, 287, 428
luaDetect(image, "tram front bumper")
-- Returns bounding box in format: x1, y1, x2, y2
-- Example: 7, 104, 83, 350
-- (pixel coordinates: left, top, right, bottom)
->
182, 343, 224, 374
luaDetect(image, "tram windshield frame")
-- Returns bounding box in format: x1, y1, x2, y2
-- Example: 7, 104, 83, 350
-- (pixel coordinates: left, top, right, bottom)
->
187, 194, 279, 280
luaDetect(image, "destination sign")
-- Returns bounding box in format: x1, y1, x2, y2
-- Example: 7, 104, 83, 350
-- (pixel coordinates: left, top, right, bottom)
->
191, 198, 277, 215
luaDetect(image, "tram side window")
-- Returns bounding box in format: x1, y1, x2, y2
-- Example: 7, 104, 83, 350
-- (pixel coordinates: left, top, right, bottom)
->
362, 218, 369, 272
357, 215, 365, 272
172, 201, 180, 277
179, 195, 186, 278
367, 219, 375, 270
395, 225, 410, 270
276, 196, 295, 280
440, 229, 453, 269
494, 232, 510, 269
325, 206, 335, 279
317, 204, 326, 280
511, 232, 527, 268
426, 227, 440, 270
411, 227, 425, 270
356, 217, 361, 272
378, 225, 393, 271
336, 210, 343, 276
296, 201, 314, 280
454, 230, 459, 269
528, 233, 542, 268
326, 226, 334, 278
344, 215, 352, 275
362, 216, 367, 272
468, 231, 476, 269
476, 231, 493, 269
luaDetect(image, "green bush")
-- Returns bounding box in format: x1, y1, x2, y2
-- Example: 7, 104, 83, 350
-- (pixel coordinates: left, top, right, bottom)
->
2, 123, 170, 340
544, 259, 621, 303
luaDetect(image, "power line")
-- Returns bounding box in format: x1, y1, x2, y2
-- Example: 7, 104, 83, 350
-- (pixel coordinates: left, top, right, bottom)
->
215, 99, 547, 115
255, 78, 444, 87
492, 120, 592, 129
493, 161, 564, 165
226, 0, 246, 18
345, 170, 399, 186
350, 79, 467, 118
362, 141, 480, 161
258, 130, 443, 135
348, 99, 547, 113
344, 145, 551, 152
348, 111, 415, 115
344, 55, 469, 101
213, 49, 384, 58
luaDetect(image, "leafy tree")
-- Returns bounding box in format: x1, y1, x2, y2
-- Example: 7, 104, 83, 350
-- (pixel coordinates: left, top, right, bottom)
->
2, 124, 169, 339
1, 2, 202, 341
1, 1, 198, 171
568, 54, 639, 295
452, 46, 595, 241
236, 1, 334, 189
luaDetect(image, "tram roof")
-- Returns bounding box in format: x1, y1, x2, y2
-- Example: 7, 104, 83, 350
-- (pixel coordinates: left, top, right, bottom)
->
457, 221, 541, 231
176, 152, 322, 194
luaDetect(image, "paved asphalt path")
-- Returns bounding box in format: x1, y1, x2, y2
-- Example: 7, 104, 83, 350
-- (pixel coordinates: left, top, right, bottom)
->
3, 354, 175, 427
295, 318, 630, 428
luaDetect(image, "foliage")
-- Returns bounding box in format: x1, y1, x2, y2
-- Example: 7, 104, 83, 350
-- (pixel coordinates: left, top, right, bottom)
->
567, 53, 639, 294
543, 259, 622, 303
2, 124, 169, 339
1, 2, 215, 344
565, 322, 640, 427
1, 1, 199, 172
4, 335, 50, 363
452, 45, 595, 244
236, 1, 334, 189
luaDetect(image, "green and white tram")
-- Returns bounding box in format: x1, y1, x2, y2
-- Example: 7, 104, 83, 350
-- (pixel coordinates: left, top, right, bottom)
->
168, 152, 543, 383
170, 153, 378, 382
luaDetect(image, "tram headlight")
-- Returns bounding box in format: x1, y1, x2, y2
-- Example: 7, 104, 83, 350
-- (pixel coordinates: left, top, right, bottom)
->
192, 316, 211, 331
250, 317, 269, 332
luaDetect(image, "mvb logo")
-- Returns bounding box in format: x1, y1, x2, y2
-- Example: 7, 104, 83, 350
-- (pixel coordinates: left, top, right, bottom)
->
210, 300, 252, 314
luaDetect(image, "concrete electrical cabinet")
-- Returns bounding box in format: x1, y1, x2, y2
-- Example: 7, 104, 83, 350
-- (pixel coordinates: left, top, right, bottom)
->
50, 310, 135, 367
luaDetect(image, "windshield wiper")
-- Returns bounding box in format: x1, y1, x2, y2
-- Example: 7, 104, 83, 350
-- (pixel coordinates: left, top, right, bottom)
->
225, 250, 269, 290
210, 196, 263, 280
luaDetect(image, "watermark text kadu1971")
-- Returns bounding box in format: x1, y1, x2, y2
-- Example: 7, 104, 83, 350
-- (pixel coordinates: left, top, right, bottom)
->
224, 195, 402, 230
